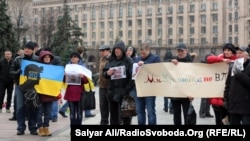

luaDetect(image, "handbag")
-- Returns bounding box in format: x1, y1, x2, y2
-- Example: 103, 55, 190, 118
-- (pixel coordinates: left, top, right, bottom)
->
186, 102, 197, 125
120, 95, 136, 117
81, 82, 96, 110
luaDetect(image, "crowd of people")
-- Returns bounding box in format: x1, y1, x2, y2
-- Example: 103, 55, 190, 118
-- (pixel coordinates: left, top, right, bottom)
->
0, 40, 250, 137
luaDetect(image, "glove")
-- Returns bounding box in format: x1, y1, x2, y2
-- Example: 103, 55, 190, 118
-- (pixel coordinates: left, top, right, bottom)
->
16, 69, 22, 74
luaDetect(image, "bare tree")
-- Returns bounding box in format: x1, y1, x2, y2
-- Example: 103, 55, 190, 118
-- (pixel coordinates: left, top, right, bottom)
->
7, 0, 32, 44
39, 11, 58, 48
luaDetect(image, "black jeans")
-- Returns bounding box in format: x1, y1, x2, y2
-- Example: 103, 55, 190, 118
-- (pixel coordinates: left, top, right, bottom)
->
171, 98, 190, 125
99, 88, 110, 125
0, 81, 14, 110
199, 98, 211, 115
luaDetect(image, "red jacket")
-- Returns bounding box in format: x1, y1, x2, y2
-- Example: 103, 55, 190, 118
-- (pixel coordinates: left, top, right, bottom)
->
206, 53, 237, 106
64, 76, 88, 102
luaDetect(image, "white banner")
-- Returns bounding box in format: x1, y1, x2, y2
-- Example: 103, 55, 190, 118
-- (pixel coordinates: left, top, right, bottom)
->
135, 62, 229, 98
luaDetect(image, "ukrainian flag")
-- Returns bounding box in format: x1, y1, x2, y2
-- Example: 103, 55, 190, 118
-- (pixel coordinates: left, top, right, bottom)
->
19, 60, 64, 97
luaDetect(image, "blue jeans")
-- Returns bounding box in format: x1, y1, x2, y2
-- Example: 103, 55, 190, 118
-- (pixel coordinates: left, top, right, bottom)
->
135, 90, 156, 125
60, 101, 68, 113
68, 101, 83, 125
37, 101, 52, 128
15, 85, 38, 132
51, 101, 58, 120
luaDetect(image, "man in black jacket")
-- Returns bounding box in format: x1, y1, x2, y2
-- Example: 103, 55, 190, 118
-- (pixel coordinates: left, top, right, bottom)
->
103, 41, 134, 125
9, 41, 39, 135
224, 45, 250, 125
0, 50, 14, 113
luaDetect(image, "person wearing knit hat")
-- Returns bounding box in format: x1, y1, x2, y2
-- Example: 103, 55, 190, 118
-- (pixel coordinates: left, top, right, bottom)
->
205, 43, 237, 125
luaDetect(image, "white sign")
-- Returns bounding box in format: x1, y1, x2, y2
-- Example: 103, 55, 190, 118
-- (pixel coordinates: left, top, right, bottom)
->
65, 64, 92, 80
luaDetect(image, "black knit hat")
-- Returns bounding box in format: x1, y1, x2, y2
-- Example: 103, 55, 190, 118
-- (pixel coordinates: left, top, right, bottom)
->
223, 43, 236, 54
25, 41, 36, 50
70, 52, 81, 59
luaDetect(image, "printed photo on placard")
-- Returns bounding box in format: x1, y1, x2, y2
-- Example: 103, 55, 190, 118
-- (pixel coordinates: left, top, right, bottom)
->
65, 74, 81, 85
132, 63, 140, 80
111, 66, 126, 80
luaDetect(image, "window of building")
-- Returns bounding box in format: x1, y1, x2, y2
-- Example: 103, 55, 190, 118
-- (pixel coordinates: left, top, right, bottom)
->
234, 24, 238, 32
118, 21, 123, 28
228, 37, 232, 43
157, 18, 162, 25
179, 28, 183, 34
138, 40, 142, 45
234, 36, 238, 44
101, 41, 105, 45
189, 15, 195, 23
234, 0, 238, 6
101, 32, 104, 38
179, 38, 183, 43
190, 38, 195, 45
101, 4, 105, 18
109, 41, 114, 46
83, 23, 87, 29
178, 5, 183, 13
119, 31, 123, 37
109, 3, 114, 18
179, 16, 183, 25
148, 29, 152, 36
158, 28, 162, 36
75, 15, 78, 21
148, 0, 152, 4
213, 26, 218, 33
157, 0, 162, 5
168, 17, 173, 24
234, 12, 238, 20
110, 31, 113, 38
100, 22, 105, 29
147, 19, 152, 26
212, 2, 218, 10
201, 15, 206, 23
83, 14, 87, 20
128, 2, 132, 16
200, 3, 206, 10
168, 6, 173, 14
82, 4, 86, 11
137, 19, 142, 27
92, 41, 96, 47
119, 3, 123, 17
138, 30, 142, 37
229, 25, 232, 32
212, 14, 218, 22
138, 8, 142, 16
168, 39, 173, 45
213, 37, 218, 44
201, 26, 206, 33
128, 20, 132, 27
201, 38, 206, 44
190, 4, 195, 12
137, 0, 142, 6
128, 30, 132, 37
91, 6, 96, 20
128, 40, 132, 45
229, 13, 232, 21
228, 0, 233, 8
91, 22, 96, 29
92, 32, 96, 38
168, 28, 173, 35
190, 27, 195, 34
157, 7, 162, 14
147, 8, 152, 15
109, 21, 113, 28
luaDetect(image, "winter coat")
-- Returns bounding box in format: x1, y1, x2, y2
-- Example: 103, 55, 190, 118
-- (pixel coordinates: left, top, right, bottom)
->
224, 59, 250, 115
99, 56, 110, 88
103, 41, 134, 103
9, 54, 39, 85
206, 53, 237, 107
0, 58, 14, 83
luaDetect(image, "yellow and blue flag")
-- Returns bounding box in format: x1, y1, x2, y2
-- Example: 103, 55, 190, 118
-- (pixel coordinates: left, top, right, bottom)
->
19, 60, 64, 97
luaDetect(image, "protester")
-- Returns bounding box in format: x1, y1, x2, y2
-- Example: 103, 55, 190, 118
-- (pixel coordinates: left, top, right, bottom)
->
224, 45, 250, 125
98, 45, 111, 125
64, 52, 89, 125
0, 50, 14, 113
103, 41, 134, 125
206, 43, 237, 125
9, 41, 39, 135
133, 43, 161, 125
170, 43, 194, 125
37, 51, 57, 136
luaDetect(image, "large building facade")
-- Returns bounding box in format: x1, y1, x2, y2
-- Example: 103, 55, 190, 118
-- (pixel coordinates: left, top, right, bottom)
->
32, 0, 250, 49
